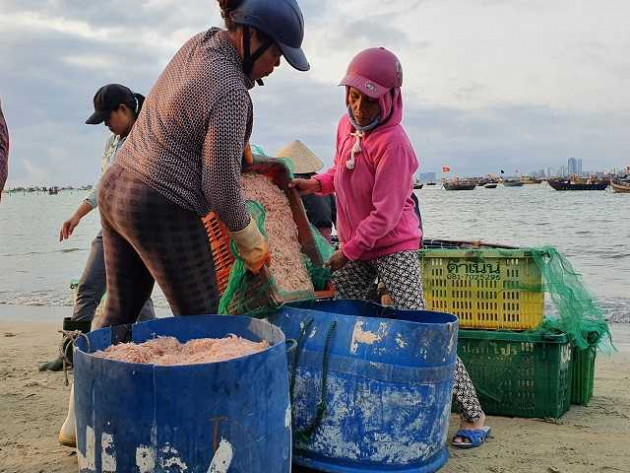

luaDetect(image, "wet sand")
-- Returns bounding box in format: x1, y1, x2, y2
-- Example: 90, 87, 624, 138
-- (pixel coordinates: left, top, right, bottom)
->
1, 306, 628, 473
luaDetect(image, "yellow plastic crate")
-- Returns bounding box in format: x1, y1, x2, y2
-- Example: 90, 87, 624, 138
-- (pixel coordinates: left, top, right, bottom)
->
419, 248, 544, 330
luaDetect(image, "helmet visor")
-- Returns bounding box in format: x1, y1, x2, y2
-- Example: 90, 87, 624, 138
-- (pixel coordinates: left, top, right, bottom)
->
278, 41, 310, 72
339, 74, 388, 99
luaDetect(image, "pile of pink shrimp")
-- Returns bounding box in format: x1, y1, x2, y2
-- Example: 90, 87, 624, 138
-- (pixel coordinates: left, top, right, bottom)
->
93, 335, 269, 365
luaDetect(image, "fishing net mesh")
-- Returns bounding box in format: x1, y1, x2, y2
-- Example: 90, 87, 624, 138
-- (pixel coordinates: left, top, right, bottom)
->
218, 201, 276, 317
525, 246, 613, 353
307, 224, 335, 291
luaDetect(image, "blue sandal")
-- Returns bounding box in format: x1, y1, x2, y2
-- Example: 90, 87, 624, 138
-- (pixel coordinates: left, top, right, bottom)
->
452, 426, 491, 449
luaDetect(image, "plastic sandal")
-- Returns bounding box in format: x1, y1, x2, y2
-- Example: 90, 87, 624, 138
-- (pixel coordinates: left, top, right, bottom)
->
452, 426, 492, 449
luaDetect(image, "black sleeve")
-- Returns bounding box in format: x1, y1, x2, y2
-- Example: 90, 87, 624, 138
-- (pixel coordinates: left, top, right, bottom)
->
330, 195, 337, 226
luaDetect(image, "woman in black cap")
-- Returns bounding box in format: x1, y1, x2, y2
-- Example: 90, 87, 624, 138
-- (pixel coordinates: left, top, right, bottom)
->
42, 85, 156, 373
57, 85, 161, 446
94, 0, 309, 327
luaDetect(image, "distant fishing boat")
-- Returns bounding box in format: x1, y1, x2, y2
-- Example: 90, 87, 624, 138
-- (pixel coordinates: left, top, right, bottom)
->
484, 183, 498, 189
548, 179, 608, 191
521, 176, 542, 185
611, 177, 630, 193
443, 181, 476, 191
503, 180, 524, 187
426, 182, 437, 186
413, 180, 424, 190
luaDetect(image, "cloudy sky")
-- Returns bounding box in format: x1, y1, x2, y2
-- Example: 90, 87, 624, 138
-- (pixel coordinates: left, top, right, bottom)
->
1, 0, 629, 186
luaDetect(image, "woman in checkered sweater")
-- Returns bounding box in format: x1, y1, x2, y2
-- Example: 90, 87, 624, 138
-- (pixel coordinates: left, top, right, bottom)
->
94, 0, 309, 327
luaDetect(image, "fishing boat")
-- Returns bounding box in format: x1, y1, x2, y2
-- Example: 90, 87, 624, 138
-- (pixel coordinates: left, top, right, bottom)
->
443, 181, 476, 191
427, 182, 437, 186
521, 176, 542, 185
503, 180, 524, 187
548, 179, 608, 191
484, 183, 498, 189
611, 177, 630, 193
413, 180, 424, 190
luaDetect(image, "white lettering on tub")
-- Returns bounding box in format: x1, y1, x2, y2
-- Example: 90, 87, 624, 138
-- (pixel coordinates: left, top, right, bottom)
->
160, 445, 189, 471
101, 432, 116, 472
208, 438, 233, 473
285, 404, 292, 428
77, 425, 96, 471
136, 445, 156, 473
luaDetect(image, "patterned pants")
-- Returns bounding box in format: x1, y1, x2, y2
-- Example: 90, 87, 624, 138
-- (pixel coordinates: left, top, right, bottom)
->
97, 165, 219, 328
333, 250, 484, 423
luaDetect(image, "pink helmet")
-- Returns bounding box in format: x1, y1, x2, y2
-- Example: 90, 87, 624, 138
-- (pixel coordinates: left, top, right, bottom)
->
339, 47, 403, 99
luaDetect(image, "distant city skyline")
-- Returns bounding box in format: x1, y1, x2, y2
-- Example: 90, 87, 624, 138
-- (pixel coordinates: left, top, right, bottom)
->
418, 156, 624, 180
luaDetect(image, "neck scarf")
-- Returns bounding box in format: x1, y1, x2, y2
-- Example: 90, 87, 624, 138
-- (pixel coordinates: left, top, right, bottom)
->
346, 106, 380, 170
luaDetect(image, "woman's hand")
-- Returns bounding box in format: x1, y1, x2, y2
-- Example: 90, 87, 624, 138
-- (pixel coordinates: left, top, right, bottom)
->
289, 178, 321, 196
326, 250, 349, 272
59, 215, 82, 241
59, 202, 93, 241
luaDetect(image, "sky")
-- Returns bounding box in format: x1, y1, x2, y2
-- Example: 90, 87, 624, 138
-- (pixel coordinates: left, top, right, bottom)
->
1, 0, 629, 186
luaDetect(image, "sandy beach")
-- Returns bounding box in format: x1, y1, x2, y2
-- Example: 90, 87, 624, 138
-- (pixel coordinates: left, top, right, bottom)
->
1, 306, 628, 473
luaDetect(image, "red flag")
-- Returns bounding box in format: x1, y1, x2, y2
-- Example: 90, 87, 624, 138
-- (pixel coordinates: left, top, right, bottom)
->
442, 166, 451, 173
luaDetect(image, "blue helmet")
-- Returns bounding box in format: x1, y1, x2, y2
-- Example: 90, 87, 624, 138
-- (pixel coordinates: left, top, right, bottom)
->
230, 0, 309, 72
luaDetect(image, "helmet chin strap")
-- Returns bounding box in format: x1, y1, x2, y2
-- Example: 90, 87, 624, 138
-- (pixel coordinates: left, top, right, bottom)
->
242, 26, 273, 86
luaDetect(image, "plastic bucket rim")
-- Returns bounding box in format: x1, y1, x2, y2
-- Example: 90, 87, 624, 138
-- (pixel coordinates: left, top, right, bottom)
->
285, 299, 459, 327
75, 315, 286, 368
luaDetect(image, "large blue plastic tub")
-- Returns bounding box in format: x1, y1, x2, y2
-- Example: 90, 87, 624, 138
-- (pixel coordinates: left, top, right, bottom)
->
269, 300, 458, 473
73, 315, 291, 473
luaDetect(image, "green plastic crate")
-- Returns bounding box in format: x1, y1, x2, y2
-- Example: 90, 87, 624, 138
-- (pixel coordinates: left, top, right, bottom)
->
571, 346, 596, 405
457, 330, 572, 418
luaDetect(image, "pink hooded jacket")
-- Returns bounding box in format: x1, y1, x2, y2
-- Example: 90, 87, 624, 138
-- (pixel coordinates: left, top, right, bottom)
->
315, 89, 421, 261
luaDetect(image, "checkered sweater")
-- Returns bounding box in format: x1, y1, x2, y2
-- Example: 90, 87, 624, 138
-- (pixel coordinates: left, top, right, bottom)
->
116, 28, 253, 231
0, 104, 8, 193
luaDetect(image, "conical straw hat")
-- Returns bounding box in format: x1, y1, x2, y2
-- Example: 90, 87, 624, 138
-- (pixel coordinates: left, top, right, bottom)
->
275, 140, 324, 174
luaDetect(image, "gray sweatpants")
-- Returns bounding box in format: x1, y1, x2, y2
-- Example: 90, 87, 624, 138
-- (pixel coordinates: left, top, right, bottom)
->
72, 231, 155, 323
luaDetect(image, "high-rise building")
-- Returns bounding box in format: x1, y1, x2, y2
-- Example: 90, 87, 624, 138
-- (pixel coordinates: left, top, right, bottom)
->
561, 165, 568, 177
577, 158, 583, 176
568, 157, 579, 176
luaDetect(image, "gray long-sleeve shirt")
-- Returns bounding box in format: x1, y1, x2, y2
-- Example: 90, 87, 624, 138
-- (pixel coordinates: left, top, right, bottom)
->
83, 135, 125, 208
116, 28, 253, 232
0, 102, 8, 194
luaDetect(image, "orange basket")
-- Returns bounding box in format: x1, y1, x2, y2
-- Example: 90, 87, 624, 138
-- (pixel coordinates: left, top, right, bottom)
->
201, 211, 235, 295
202, 157, 334, 310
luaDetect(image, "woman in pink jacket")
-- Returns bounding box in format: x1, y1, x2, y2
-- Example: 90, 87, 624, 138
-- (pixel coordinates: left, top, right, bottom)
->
292, 48, 491, 448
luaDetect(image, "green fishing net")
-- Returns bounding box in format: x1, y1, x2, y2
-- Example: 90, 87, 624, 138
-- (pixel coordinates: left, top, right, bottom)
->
526, 246, 614, 353
218, 201, 276, 317
306, 224, 335, 291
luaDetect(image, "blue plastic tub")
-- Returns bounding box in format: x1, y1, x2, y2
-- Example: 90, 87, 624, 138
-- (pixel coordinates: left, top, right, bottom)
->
73, 315, 291, 473
269, 300, 458, 473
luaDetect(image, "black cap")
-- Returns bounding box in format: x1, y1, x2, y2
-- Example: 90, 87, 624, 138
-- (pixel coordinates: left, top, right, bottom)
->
85, 84, 134, 125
